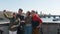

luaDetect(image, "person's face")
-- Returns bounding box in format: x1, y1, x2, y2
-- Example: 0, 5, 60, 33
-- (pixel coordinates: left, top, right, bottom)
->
31, 11, 34, 16
18, 10, 22, 14
13, 13, 16, 18
26, 12, 29, 16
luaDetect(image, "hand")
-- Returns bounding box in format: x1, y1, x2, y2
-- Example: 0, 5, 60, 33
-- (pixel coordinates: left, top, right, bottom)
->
37, 25, 40, 29
37, 24, 41, 28
3, 10, 6, 12
37, 23, 42, 28
3, 11, 6, 14
21, 20, 25, 23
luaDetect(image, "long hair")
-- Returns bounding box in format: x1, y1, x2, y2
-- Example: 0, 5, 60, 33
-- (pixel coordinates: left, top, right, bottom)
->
27, 11, 31, 16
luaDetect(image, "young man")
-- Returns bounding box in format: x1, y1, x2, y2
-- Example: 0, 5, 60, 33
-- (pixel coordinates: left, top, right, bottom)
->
31, 10, 42, 34
3, 10, 20, 34
16, 9, 25, 34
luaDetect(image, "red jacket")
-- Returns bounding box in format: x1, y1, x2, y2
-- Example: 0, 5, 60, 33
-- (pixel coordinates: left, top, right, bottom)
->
32, 14, 42, 24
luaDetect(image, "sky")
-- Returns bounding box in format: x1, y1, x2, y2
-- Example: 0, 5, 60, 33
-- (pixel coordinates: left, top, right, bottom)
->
0, 0, 60, 15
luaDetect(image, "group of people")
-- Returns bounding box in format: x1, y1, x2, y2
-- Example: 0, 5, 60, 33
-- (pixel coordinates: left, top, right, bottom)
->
3, 8, 42, 34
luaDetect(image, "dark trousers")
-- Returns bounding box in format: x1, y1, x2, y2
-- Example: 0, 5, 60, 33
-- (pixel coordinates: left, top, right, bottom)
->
17, 23, 25, 34
32, 21, 40, 34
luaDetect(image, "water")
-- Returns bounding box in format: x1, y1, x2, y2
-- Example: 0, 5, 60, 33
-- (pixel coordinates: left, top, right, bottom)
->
41, 17, 54, 22
0, 17, 60, 24
41, 17, 60, 23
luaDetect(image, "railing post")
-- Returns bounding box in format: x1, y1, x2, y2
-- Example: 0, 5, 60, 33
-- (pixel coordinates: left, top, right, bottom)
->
0, 30, 3, 34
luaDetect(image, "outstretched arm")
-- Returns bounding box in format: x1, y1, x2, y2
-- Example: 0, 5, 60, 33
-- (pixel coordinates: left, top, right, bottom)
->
3, 12, 13, 19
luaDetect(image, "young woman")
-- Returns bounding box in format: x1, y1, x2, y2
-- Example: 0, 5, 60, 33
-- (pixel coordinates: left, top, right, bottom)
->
24, 11, 32, 34
3, 10, 20, 34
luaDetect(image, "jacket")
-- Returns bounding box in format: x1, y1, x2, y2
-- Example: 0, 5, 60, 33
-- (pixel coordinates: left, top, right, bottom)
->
3, 12, 20, 31
25, 16, 32, 26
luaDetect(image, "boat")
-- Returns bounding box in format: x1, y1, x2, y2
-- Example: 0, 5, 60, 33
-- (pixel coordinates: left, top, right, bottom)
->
53, 18, 60, 21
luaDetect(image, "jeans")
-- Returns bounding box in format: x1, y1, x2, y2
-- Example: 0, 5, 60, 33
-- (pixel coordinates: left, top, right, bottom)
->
24, 24, 32, 34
